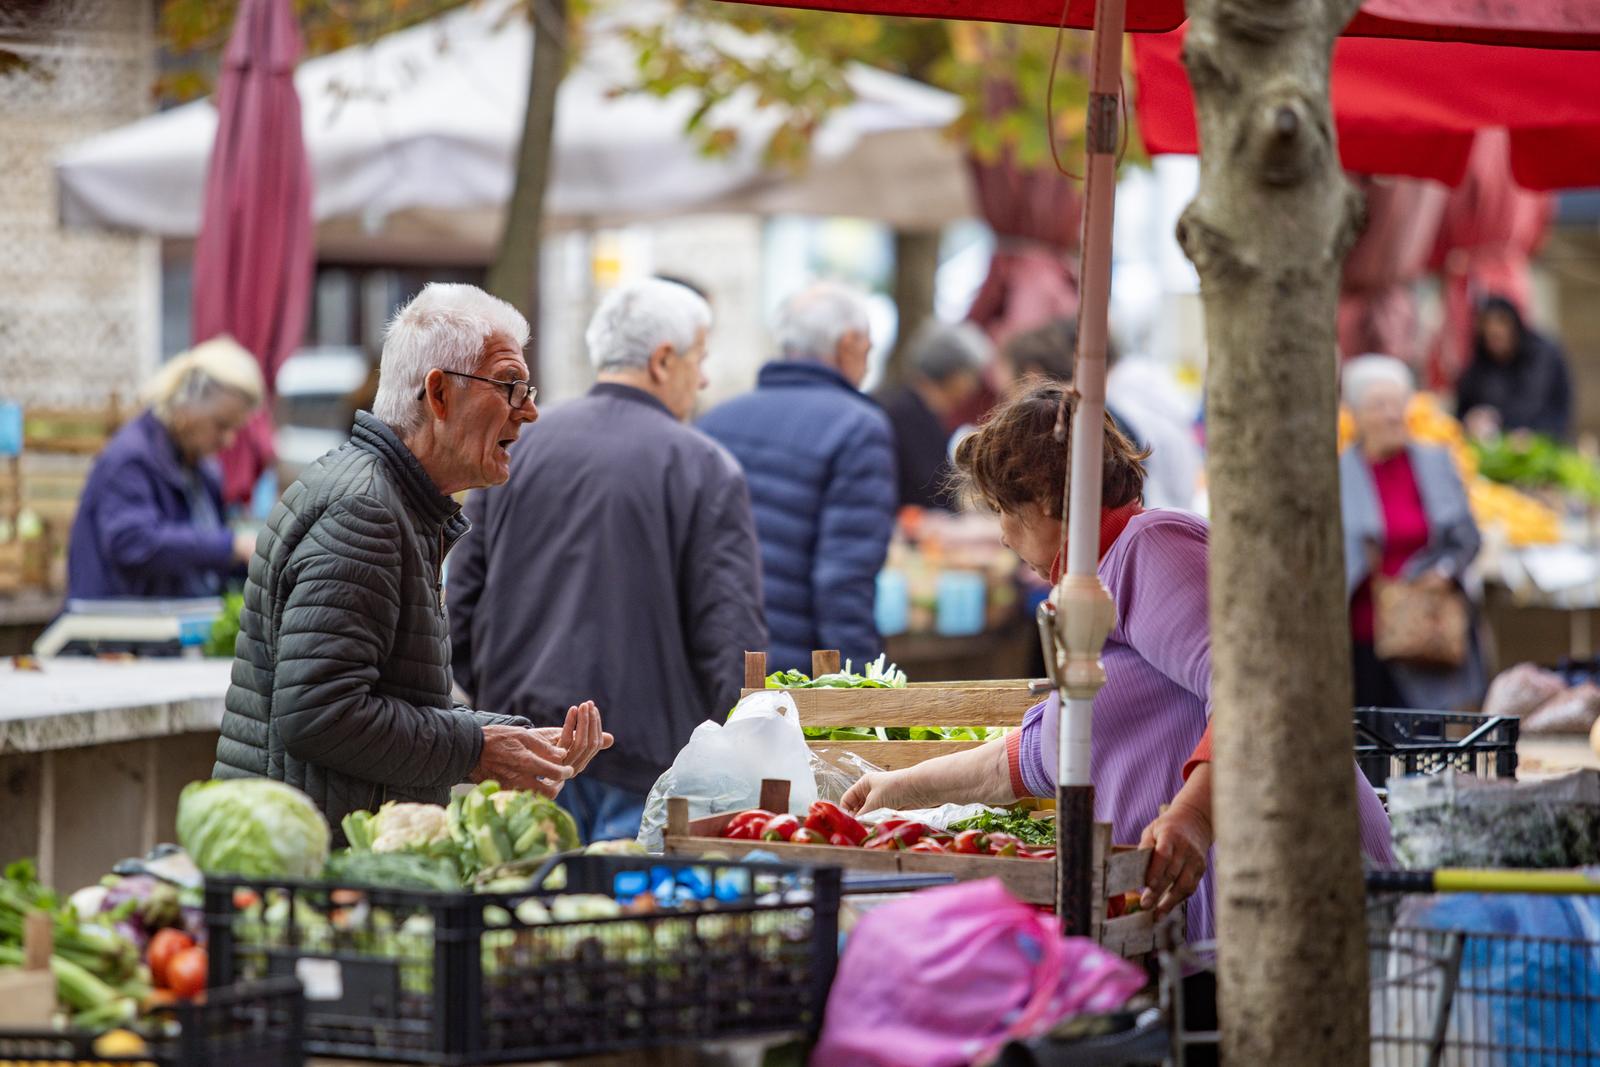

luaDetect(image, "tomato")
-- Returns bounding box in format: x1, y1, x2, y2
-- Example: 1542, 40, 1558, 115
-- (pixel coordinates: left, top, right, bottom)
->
166, 945, 208, 999
146, 928, 195, 989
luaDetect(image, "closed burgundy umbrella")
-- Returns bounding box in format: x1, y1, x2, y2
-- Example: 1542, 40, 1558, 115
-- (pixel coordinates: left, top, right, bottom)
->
191, 0, 314, 507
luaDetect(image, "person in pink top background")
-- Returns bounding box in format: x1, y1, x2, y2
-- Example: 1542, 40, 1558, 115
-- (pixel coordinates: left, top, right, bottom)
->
843, 383, 1394, 945
1340, 355, 1486, 711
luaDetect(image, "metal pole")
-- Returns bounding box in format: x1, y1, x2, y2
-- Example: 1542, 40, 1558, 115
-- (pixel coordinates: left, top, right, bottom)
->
1052, 0, 1126, 938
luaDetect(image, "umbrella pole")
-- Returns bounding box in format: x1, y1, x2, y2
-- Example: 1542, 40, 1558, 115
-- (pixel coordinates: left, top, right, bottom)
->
1051, 0, 1125, 938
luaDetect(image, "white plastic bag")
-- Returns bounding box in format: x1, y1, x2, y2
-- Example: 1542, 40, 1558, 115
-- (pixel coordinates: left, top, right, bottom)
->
637, 690, 819, 850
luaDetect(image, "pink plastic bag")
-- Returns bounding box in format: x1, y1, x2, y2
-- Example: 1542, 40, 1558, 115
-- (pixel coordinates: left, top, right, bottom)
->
810, 879, 1147, 1067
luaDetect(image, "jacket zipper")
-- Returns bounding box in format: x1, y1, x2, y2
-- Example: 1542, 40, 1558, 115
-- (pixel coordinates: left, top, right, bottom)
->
435, 529, 447, 614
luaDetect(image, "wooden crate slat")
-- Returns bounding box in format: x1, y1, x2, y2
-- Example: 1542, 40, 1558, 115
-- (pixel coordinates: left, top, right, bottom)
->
662, 834, 1055, 902
1099, 912, 1157, 957
1104, 846, 1151, 897
808, 739, 986, 769
906, 679, 1036, 690
746, 686, 1035, 725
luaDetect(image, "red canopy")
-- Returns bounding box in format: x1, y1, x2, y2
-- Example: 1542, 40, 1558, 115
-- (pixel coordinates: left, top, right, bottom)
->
1132, 27, 1600, 190
191, 0, 314, 506
723, 0, 1600, 48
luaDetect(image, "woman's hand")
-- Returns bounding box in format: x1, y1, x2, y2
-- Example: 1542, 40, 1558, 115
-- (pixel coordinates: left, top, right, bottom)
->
1137, 762, 1215, 917
841, 739, 1017, 815
840, 769, 932, 815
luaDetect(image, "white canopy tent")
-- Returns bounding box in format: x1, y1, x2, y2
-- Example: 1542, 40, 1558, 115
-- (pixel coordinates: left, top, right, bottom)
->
55, 2, 971, 260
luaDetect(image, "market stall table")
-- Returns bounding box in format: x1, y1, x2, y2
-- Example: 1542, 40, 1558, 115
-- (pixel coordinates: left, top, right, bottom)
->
0, 656, 230, 892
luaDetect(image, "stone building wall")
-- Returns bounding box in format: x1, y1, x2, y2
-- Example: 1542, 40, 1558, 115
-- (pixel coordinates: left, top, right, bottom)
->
0, 0, 158, 410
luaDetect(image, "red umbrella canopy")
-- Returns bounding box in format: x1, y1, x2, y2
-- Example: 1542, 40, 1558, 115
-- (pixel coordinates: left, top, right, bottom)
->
1133, 28, 1600, 190
191, 0, 314, 507
721, 0, 1600, 47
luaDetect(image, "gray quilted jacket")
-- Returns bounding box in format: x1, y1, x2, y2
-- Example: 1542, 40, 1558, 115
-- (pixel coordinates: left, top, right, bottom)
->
213, 412, 528, 837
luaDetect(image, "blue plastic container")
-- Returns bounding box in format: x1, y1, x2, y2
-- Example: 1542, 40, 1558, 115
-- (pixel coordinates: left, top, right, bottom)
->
935, 571, 986, 636
875, 569, 909, 637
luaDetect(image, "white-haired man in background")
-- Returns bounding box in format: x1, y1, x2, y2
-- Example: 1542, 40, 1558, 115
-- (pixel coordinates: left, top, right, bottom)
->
699, 281, 897, 674
215, 283, 609, 841
449, 277, 766, 841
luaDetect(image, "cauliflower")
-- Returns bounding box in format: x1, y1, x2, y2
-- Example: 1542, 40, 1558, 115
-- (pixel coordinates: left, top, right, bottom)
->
370, 802, 451, 854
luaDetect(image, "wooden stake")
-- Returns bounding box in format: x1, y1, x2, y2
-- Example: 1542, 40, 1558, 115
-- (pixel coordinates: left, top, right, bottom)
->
759, 778, 791, 814
744, 651, 768, 690
812, 650, 841, 677
666, 797, 689, 838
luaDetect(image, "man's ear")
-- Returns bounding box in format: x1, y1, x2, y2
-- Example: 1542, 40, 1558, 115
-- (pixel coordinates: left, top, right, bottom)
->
648, 342, 676, 384
422, 368, 450, 420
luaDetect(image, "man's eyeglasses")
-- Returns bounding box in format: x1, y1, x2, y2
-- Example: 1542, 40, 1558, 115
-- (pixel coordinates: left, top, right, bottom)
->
420, 370, 536, 409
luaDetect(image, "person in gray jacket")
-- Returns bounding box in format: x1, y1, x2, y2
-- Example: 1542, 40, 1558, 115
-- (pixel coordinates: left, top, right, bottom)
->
215, 284, 610, 840
448, 278, 766, 842
1340, 354, 1485, 711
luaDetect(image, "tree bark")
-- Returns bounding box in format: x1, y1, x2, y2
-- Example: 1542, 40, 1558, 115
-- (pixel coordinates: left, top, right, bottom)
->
885, 229, 941, 386
1177, 0, 1369, 1062
486, 0, 567, 377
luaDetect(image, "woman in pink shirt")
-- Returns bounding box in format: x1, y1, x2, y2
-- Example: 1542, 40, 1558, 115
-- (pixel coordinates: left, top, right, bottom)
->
843, 383, 1394, 943
1340, 355, 1485, 710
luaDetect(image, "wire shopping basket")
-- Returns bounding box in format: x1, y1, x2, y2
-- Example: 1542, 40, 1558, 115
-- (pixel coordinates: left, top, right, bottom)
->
1163, 871, 1600, 1067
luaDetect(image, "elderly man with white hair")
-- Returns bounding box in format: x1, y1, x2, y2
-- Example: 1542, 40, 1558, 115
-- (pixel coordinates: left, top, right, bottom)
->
448, 278, 765, 841
1339, 353, 1485, 711
215, 283, 610, 839
699, 281, 897, 674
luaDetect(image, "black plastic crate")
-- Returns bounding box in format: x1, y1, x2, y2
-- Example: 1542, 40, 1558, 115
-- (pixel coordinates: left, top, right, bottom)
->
0, 977, 305, 1067
204, 853, 841, 1065
1353, 707, 1519, 790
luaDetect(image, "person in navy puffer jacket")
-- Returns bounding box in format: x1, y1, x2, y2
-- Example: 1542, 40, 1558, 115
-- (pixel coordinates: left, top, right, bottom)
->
700, 282, 897, 674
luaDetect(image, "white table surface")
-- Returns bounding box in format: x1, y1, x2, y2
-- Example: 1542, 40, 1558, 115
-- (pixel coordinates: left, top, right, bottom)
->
0, 656, 231, 752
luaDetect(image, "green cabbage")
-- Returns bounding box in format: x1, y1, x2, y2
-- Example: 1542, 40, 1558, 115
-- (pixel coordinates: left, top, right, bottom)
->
177, 779, 330, 879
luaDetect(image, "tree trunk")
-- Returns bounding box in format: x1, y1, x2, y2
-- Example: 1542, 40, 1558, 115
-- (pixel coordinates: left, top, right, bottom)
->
486, 0, 567, 378
1177, 0, 1369, 1062
885, 229, 940, 386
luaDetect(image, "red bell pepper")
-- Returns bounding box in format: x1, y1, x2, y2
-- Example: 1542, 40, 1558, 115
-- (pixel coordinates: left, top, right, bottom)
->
723, 809, 776, 840
951, 830, 989, 855
1017, 847, 1056, 861
986, 832, 1021, 858
906, 839, 948, 854
803, 801, 869, 846
790, 827, 826, 844
828, 832, 857, 847
761, 814, 802, 842
862, 821, 932, 850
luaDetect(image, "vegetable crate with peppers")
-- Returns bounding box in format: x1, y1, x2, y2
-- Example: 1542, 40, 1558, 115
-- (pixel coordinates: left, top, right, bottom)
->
0, 976, 306, 1067
746, 650, 1036, 770
664, 780, 1159, 959
203, 853, 840, 1065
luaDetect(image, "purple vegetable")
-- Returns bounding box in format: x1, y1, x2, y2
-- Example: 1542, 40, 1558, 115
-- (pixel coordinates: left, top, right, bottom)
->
180, 905, 207, 946
101, 874, 182, 932
113, 917, 148, 952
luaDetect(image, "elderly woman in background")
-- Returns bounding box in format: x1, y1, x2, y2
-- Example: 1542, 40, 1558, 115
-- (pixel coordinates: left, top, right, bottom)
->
67, 337, 263, 600
1341, 355, 1485, 710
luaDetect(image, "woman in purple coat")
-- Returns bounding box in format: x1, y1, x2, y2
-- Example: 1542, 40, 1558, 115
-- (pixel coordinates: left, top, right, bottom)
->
843, 383, 1394, 943
66, 337, 263, 599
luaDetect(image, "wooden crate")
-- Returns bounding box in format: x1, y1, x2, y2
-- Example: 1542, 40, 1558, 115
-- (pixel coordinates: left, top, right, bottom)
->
746, 649, 1039, 770
662, 780, 1157, 957
0, 539, 21, 595
22, 401, 123, 456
